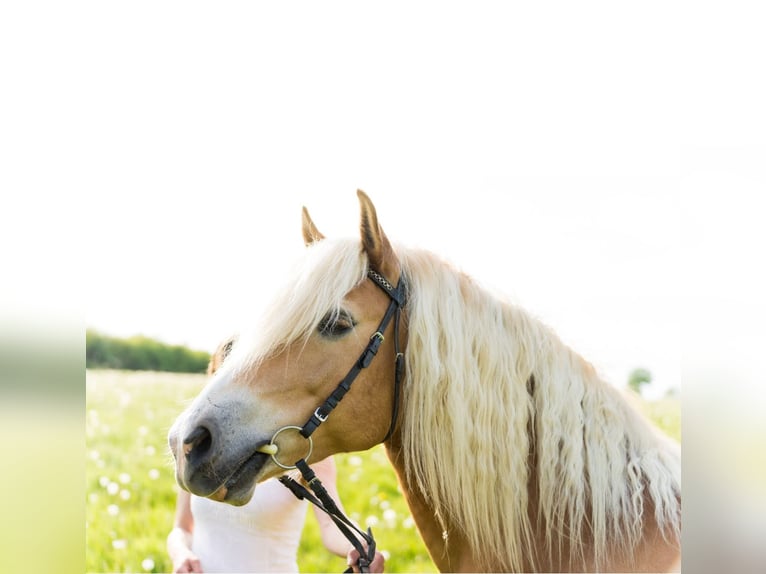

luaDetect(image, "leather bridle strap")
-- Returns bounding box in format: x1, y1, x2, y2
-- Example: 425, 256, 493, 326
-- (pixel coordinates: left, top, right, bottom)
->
299, 268, 407, 440
279, 459, 376, 573
279, 267, 406, 573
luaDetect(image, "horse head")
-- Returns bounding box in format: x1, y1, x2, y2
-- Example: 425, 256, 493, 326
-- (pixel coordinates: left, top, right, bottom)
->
168, 191, 406, 505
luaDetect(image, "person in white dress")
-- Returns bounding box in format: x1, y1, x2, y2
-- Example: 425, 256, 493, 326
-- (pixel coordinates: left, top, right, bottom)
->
167, 338, 384, 573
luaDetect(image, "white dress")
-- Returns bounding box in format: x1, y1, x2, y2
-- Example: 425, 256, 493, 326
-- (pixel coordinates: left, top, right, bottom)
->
190, 478, 309, 573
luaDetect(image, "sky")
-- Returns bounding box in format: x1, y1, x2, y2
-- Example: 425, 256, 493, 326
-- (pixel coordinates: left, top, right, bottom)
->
69, 3, 688, 397
4, 3, 761, 403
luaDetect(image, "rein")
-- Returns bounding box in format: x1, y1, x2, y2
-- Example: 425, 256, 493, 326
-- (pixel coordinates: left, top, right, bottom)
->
261, 267, 407, 573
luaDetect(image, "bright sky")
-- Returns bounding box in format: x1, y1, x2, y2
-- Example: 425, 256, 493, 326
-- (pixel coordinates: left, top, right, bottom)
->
18, 2, 762, 400
60, 3, 686, 398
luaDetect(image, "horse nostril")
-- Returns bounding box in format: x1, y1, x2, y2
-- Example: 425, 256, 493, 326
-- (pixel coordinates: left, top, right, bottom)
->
183, 426, 212, 461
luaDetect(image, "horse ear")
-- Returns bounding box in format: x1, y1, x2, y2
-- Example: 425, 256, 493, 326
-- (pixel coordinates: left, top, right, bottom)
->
301, 206, 325, 245
357, 190, 398, 278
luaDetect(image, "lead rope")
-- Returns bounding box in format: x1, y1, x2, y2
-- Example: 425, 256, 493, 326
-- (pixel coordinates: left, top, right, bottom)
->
279, 460, 376, 573
272, 268, 406, 573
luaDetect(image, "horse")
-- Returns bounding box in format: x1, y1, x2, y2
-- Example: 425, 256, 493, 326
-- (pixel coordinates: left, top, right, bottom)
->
168, 191, 681, 572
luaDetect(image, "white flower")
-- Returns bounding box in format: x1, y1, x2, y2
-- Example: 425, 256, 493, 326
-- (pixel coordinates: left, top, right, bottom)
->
148, 469, 160, 480
141, 558, 155, 571
112, 539, 127, 550
383, 509, 397, 525
145, 445, 156, 456
107, 482, 119, 495
99, 476, 110, 488
348, 455, 363, 467
88, 493, 99, 504
120, 489, 131, 500
365, 515, 379, 528
107, 504, 120, 516
118, 473, 131, 484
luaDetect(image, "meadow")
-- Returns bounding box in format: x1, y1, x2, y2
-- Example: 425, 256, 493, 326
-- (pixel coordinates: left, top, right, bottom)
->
85, 369, 680, 573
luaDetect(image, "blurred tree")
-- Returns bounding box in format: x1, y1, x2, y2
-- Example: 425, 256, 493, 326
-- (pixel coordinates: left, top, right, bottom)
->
85, 329, 209, 373
628, 367, 652, 395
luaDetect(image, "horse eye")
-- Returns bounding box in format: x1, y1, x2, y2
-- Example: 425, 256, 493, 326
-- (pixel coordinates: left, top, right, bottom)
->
318, 311, 355, 338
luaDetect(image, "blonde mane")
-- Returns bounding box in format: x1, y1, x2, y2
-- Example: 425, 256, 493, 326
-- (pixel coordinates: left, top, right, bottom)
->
226, 238, 681, 571
224, 238, 368, 374
398, 248, 681, 571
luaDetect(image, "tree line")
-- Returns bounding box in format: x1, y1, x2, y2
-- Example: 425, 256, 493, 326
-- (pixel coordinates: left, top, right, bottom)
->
86, 329, 210, 373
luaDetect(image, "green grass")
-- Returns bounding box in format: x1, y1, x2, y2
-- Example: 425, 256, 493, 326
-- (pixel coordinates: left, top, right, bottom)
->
85, 369, 680, 573
85, 369, 435, 573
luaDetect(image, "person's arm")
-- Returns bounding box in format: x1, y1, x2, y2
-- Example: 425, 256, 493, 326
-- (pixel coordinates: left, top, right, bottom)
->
167, 489, 203, 573
310, 457, 386, 573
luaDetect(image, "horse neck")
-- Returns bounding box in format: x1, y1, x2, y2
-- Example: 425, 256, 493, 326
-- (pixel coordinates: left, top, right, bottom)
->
386, 432, 680, 573
383, 437, 480, 572
392, 255, 680, 571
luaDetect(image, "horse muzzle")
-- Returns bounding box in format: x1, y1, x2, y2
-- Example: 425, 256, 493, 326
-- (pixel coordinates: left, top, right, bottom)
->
168, 418, 270, 505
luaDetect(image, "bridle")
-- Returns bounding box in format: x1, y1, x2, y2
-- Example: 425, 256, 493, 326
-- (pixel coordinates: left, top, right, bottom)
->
258, 267, 407, 573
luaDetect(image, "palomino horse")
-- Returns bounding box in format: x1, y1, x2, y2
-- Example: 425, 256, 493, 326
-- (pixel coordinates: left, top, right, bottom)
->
169, 191, 681, 572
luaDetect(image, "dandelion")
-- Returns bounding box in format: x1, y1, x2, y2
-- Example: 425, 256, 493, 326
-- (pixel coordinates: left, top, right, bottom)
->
383, 508, 397, 526
118, 473, 131, 484
379, 500, 390, 510
119, 392, 131, 407
145, 445, 156, 456
141, 558, 155, 571
381, 550, 391, 561
107, 504, 120, 516
112, 539, 127, 550
99, 476, 110, 488
107, 482, 119, 495
348, 455, 363, 467
88, 493, 99, 504
365, 515, 379, 528
148, 469, 160, 480
120, 489, 131, 500
403, 516, 415, 529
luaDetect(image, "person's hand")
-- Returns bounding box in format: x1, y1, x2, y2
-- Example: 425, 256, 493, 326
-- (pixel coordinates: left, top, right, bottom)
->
346, 548, 385, 573
172, 548, 203, 573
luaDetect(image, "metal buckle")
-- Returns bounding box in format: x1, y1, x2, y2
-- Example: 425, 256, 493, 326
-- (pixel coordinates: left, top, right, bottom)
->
313, 407, 329, 423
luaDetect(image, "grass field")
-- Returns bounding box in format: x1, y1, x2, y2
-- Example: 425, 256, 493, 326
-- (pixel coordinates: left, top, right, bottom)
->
85, 369, 680, 573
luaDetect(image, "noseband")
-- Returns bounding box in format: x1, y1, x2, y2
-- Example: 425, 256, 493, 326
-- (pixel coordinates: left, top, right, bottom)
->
267, 267, 407, 573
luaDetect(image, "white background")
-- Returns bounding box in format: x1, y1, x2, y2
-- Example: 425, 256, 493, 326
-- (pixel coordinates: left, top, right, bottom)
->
2, 3, 763, 399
